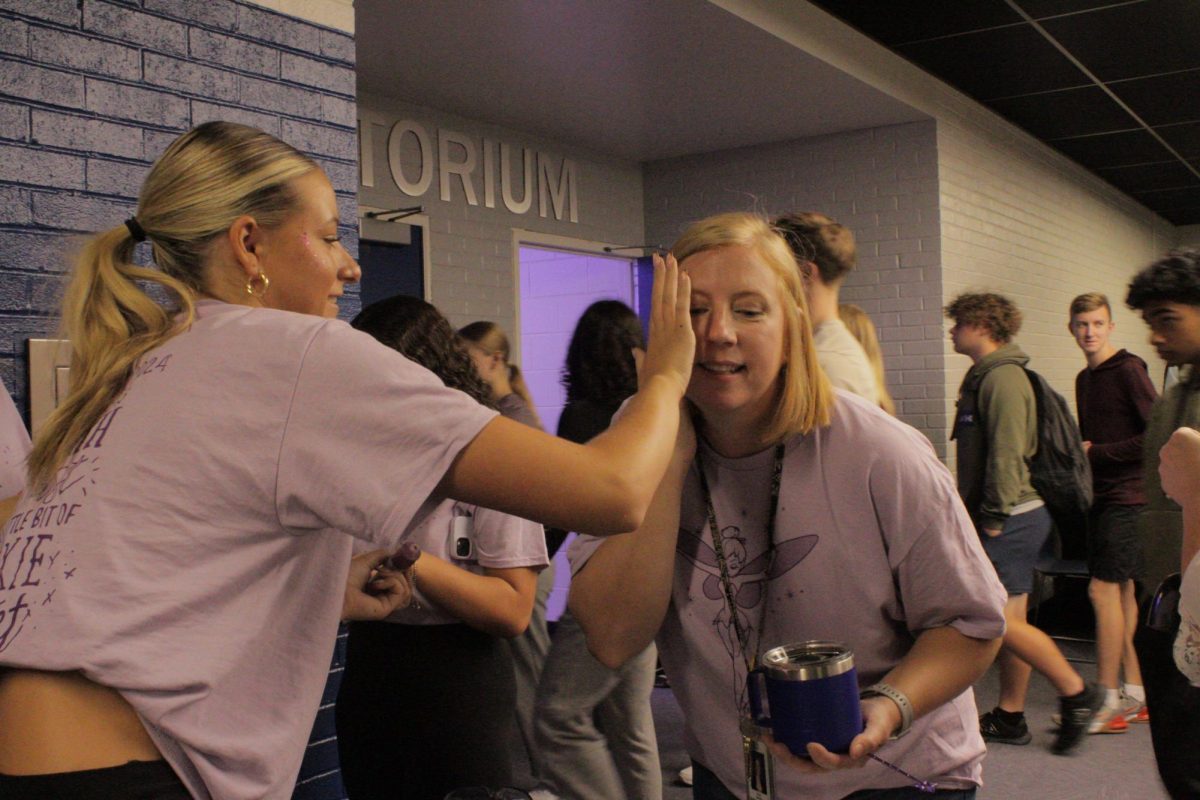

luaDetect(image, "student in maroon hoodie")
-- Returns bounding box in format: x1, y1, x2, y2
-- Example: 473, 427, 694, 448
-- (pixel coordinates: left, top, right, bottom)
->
1069, 292, 1158, 734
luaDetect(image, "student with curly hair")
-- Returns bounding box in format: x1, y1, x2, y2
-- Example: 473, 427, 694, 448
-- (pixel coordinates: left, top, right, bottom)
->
1126, 248, 1200, 797
534, 300, 663, 800
337, 295, 549, 799
945, 292, 1102, 755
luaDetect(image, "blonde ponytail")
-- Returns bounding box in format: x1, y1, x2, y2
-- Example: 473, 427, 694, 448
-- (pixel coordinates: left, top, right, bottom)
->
27, 227, 195, 493
28, 121, 316, 494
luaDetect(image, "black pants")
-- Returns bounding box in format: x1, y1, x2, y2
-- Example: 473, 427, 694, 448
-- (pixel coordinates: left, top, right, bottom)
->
1134, 614, 1200, 800
0, 760, 189, 799
336, 621, 516, 800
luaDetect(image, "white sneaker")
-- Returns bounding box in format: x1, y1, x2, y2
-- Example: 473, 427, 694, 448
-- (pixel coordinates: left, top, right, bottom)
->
678, 766, 694, 786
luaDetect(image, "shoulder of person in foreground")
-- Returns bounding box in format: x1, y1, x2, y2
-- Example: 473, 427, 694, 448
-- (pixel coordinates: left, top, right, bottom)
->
275, 319, 498, 544
823, 389, 937, 459
827, 391, 1006, 610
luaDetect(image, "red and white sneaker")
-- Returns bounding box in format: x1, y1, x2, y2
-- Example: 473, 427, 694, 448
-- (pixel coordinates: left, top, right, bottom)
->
1051, 704, 1130, 734
1123, 703, 1150, 724
1089, 706, 1130, 734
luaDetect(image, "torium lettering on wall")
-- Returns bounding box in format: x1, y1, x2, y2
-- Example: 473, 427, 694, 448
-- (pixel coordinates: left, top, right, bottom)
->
360, 118, 578, 223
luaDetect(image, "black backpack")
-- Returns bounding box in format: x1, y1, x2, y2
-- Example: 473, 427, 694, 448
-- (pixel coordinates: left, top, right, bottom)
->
1022, 368, 1093, 552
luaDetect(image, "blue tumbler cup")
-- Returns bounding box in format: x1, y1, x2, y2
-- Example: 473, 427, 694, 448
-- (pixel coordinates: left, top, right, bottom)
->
747, 640, 863, 757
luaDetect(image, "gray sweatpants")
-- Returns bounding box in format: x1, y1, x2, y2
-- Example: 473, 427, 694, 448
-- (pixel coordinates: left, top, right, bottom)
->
507, 563, 555, 779
533, 611, 662, 800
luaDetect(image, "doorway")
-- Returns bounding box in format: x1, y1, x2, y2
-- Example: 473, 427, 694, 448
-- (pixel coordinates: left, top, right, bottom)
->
356, 212, 431, 307
516, 241, 642, 620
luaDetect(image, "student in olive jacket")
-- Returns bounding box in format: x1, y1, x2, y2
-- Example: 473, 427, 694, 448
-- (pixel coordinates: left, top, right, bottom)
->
946, 292, 1102, 755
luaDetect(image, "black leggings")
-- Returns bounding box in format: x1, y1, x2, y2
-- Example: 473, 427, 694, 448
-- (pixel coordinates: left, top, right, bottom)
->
336, 621, 516, 800
1135, 611, 1200, 799
0, 760, 189, 799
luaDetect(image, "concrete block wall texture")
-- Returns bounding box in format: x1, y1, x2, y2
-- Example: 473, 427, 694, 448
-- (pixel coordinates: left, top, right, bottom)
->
0, 0, 358, 427
0, 2, 356, 798
937, 120, 1176, 470
357, 92, 645, 349
642, 120, 948, 452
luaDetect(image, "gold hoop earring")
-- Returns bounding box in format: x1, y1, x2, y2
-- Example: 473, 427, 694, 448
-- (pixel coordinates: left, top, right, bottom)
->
246, 271, 270, 299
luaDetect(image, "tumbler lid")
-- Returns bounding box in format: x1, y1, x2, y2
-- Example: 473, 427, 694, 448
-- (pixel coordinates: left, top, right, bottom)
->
758, 640, 855, 680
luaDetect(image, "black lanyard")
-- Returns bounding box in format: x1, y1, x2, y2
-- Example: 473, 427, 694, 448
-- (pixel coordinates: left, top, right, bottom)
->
695, 442, 786, 674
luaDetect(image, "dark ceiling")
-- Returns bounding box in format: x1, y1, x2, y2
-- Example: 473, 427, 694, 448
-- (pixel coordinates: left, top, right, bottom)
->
809, 0, 1200, 225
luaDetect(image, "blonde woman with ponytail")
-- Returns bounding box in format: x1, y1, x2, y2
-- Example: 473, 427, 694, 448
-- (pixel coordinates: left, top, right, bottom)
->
0, 121, 697, 800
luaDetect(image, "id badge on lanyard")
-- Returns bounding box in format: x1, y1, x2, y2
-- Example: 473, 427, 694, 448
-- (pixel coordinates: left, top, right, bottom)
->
743, 720, 775, 800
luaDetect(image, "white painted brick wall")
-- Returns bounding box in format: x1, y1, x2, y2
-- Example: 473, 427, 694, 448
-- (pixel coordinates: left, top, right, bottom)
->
643, 121, 947, 450
357, 93, 644, 349
937, 120, 1176, 468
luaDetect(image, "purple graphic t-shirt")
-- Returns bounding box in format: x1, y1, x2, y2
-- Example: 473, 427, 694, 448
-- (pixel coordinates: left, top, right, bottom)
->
571, 392, 1006, 800
0, 301, 496, 799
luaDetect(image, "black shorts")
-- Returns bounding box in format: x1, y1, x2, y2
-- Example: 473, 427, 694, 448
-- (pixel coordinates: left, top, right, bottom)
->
1087, 503, 1143, 583
0, 760, 189, 799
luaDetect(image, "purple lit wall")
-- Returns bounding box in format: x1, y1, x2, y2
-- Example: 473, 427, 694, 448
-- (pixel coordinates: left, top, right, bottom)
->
518, 246, 636, 436
517, 245, 635, 619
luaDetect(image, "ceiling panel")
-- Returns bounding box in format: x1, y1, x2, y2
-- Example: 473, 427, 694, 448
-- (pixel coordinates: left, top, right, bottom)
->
1133, 186, 1200, 224
987, 85, 1137, 140
1157, 122, 1200, 158
1112, 70, 1200, 127
896, 24, 1088, 99
1038, 0, 1200, 82
809, 0, 1021, 45
1051, 129, 1178, 168
1096, 161, 1199, 193
812, 0, 1200, 227
1016, 0, 1138, 17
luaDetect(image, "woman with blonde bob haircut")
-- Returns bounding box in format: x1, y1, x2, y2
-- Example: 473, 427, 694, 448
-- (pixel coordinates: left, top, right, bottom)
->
0, 121, 696, 800
569, 211, 1007, 800
671, 212, 833, 443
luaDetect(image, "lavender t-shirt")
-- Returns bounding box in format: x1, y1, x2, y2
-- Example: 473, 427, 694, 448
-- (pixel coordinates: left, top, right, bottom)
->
354, 499, 547, 626
0, 380, 30, 498
0, 301, 497, 799
570, 392, 1006, 800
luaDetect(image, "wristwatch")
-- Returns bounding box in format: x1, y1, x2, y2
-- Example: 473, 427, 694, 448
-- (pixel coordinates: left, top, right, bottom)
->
860, 682, 913, 739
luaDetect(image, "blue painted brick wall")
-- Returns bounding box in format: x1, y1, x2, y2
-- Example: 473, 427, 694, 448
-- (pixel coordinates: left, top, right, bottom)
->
0, 2, 357, 797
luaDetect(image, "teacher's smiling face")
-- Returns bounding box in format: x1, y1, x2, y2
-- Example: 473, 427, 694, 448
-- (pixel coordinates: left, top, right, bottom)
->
683, 244, 788, 431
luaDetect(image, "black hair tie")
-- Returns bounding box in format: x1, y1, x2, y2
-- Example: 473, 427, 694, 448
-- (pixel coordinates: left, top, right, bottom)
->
124, 217, 147, 243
